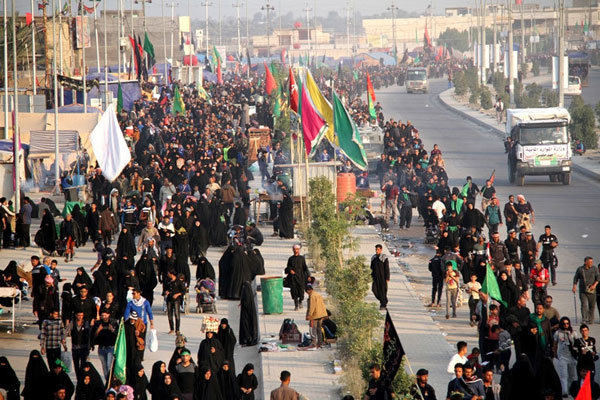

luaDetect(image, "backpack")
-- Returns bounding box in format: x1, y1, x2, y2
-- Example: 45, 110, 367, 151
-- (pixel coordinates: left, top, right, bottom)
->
279, 318, 302, 344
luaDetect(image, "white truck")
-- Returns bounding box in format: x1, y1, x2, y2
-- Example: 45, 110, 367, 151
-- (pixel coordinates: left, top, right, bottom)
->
506, 107, 572, 186
405, 67, 428, 94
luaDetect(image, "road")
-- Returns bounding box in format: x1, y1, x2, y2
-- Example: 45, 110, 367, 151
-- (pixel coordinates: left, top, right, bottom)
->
375, 78, 600, 346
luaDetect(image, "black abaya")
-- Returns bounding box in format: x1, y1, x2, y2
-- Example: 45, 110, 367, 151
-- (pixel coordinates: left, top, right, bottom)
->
44, 368, 75, 400
132, 363, 149, 400
236, 364, 258, 400
190, 222, 209, 261
22, 350, 48, 400
193, 367, 223, 400
218, 246, 249, 299
197, 333, 225, 373
148, 361, 167, 398
216, 319, 237, 374
370, 253, 390, 308
39, 211, 57, 253
239, 282, 258, 346
278, 194, 294, 239
0, 356, 20, 400
195, 257, 216, 281
217, 363, 239, 400
135, 254, 158, 305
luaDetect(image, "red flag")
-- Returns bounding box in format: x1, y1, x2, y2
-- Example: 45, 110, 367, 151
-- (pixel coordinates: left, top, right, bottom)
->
217, 59, 223, 85
264, 62, 276, 95
515, 0, 522, 4
281, 48, 286, 64
489, 170, 496, 185
25, 12, 33, 26
575, 371, 592, 400
128, 36, 140, 76
424, 25, 432, 47
366, 72, 376, 103
288, 67, 299, 113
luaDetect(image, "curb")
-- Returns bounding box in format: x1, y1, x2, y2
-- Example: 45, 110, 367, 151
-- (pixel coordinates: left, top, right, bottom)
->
437, 89, 600, 182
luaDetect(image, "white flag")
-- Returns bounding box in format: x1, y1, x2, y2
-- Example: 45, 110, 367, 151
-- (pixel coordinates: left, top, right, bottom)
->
89, 104, 131, 182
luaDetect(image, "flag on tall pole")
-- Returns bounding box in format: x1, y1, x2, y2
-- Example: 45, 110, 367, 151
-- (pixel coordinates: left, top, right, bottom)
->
332, 91, 367, 170
424, 25, 432, 48
289, 67, 299, 113
300, 83, 327, 157
303, 69, 335, 146
264, 62, 276, 95
366, 72, 377, 120
143, 32, 155, 67
112, 319, 127, 384
116, 83, 123, 113
488, 170, 496, 185
383, 311, 405, 382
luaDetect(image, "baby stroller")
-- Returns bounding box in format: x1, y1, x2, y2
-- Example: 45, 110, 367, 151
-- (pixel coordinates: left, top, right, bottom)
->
195, 278, 217, 313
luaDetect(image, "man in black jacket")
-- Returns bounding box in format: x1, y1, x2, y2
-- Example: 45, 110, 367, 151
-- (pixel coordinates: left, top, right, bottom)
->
71, 286, 96, 325
164, 269, 186, 334
428, 251, 444, 307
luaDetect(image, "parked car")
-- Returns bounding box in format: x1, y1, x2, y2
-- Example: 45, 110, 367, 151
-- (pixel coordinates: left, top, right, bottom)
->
564, 75, 582, 96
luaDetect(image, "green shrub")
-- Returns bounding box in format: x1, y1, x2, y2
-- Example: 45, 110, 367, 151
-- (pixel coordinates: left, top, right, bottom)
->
570, 96, 598, 149
595, 101, 600, 121
453, 70, 467, 96
532, 61, 540, 76
492, 72, 507, 95
520, 62, 528, 80
480, 86, 493, 109
469, 88, 480, 105
465, 66, 479, 94
542, 88, 559, 107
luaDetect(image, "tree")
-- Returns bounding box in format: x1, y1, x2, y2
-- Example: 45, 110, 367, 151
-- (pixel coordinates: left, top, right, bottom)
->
570, 96, 598, 149
437, 28, 469, 53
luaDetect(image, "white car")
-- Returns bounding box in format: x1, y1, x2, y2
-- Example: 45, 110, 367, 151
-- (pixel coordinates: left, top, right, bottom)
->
564, 76, 582, 96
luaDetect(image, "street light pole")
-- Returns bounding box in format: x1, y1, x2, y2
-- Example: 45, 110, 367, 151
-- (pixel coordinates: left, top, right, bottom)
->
3, 0, 9, 140
202, 2, 213, 57
30, 0, 36, 95
51, 0, 59, 191
558, 0, 565, 107
11, 0, 20, 210
346, 1, 351, 57
262, 0, 274, 59
508, 0, 514, 106
233, 1, 242, 57
80, 0, 87, 113
304, 3, 312, 60
388, 2, 398, 63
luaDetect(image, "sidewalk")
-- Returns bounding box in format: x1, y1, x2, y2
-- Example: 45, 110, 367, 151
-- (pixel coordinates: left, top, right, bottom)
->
438, 87, 600, 181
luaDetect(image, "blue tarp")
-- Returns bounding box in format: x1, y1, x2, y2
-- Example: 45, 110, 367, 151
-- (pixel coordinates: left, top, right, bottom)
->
76, 80, 141, 111
0, 140, 29, 152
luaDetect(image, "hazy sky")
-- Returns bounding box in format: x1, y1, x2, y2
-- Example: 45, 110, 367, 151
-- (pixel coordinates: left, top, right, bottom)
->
10, 0, 562, 22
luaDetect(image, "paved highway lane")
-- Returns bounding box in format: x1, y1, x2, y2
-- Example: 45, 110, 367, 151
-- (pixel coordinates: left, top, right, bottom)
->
375, 78, 600, 328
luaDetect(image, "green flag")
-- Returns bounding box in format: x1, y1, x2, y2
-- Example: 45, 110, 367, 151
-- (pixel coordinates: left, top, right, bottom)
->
116, 83, 123, 113
171, 85, 185, 115
353, 70, 359, 81
213, 46, 222, 63
460, 182, 469, 197
333, 91, 368, 170
273, 87, 281, 118
481, 264, 507, 307
297, 78, 303, 117
113, 320, 127, 384
143, 32, 155, 60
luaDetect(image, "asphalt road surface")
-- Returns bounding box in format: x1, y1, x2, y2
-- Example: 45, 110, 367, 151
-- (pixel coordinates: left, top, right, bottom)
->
376, 78, 600, 334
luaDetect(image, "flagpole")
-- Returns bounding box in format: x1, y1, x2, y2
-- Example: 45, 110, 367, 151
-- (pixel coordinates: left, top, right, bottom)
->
12, 0, 20, 211
331, 80, 337, 212
59, 8, 64, 106
52, 0, 60, 193
80, 0, 87, 113
3, 0, 8, 139
103, 0, 108, 110
118, 0, 122, 86
94, 0, 100, 74
30, 0, 36, 95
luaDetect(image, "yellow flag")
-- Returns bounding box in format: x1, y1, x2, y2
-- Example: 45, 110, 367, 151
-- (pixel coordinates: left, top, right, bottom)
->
304, 69, 337, 146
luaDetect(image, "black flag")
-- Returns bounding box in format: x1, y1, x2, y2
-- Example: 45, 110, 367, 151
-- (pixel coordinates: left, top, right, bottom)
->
246, 48, 252, 69
383, 311, 405, 382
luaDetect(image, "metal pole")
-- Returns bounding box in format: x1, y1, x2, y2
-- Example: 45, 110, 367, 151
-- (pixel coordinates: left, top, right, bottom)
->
103, 0, 108, 109
30, 0, 36, 95
202, 2, 211, 58
558, 0, 564, 107
162, 0, 167, 63
80, 0, 87, 112
218, 0, 222, 45
52, 0, 59, 191
388, 3, 398, 63
493, 0, 497, 73
170, 2, 175, 63
304, 3, 311, 60
3, 0, 9, 140
142, 0, 147, 74
59, 10, 64, 105
262, 1, 274, 59
245, 0, 248, 49
234, 1, 241, 58
118, 0, 122, 84
346, 2, 351, 57
94, 1, 100, 73
508, 0, 514, 106
11, 0, 20, 210
520, 2, 525, 64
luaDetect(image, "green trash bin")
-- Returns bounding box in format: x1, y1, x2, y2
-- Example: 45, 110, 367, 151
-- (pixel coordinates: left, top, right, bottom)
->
261, 276, 284, 314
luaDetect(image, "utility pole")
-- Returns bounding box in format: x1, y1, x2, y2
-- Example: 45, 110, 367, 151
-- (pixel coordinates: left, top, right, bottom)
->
304, 3, 312, 60
233, 1, 242, 57
118, 0, 122, 84
141, 0, 147, 72
30, 0, 36, 95
51, 0, 59, 190
202, 2, 213, 58
261, 0, 274, 58
508, 0, 514, 106
479, 0, 487, 85
94, 0, 100, 73
11, 0, 20, 210
558, 0, 565, 107
161, 0, 167, 63
218, 0, 222, 45
168, 2, 178, 63
3, 0, 9, 140
520, 1, 525, 64
388, 2, 398, 63
80, 0, 87, 112
103, 0, 108, 109
59, 8, 64, 105
492, 0, 497, 73
352, 0, 356, 55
